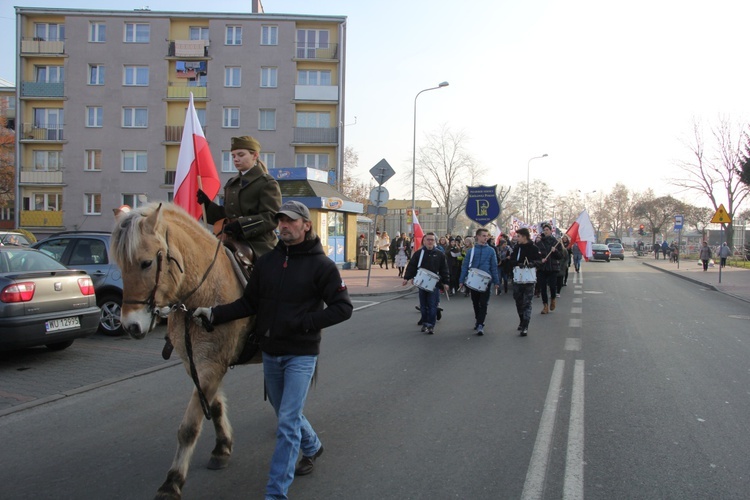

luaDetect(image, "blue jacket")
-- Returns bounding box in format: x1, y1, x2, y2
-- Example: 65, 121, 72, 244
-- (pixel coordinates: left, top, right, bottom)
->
459, 244, 500, 285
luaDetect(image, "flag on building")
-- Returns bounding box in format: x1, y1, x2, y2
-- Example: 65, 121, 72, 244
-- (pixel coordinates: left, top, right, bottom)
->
566, 209, 596, 261
413, 212, 425, 252
173, 93, 220, 220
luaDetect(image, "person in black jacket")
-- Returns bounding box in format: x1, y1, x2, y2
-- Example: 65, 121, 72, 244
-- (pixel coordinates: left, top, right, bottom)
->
510, 227, 542, 336
193, 200, 352, 500
536, 223, 562, 314
403, 232, 450, 334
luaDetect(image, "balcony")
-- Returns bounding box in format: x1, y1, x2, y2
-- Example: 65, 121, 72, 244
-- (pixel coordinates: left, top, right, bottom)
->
164, 125, 207, 142
294, 42, 338, 60
167, 82, 207, 99
20, 38, 65, 55
21, 81, 64, 98
294, 85, 338, 101
293, 126, 338, 145
167, 40, 209, 58
21, 123, 64, 141
19, 169, 64, 185
164, 170, 176, 185
20, 210, 64, 227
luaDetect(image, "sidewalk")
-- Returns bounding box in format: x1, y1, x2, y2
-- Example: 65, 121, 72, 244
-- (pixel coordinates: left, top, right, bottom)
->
341, 263, 417, 297
641, 258, 750, 304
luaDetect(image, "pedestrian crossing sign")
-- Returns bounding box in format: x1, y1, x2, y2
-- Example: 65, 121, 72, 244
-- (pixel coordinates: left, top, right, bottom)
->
710, 204, 731, 224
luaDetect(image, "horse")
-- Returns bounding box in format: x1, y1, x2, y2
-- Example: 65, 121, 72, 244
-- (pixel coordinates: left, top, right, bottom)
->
111, 202, 252, 500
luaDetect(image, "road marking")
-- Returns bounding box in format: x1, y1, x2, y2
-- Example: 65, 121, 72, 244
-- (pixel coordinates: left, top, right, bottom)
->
574, 290, 582, 294
351, 300, 379, 311
522, 360, 564, 500
570, 307, 582, 314
572, 298, 582, 303
564, 360, 585, 500
565, 338, 581, 351
569, 318, 582, 328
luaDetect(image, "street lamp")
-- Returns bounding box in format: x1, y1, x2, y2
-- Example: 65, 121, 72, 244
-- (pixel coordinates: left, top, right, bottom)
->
577, 189, 597, 209
411, 81, 449, 234
526, 154, 548, 222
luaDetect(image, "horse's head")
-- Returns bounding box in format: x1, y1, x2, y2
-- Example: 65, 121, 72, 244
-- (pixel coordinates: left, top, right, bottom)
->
111, 203, 189, 339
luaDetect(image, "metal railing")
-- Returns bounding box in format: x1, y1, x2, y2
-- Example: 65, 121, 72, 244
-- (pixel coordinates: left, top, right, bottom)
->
292, 126, 338, 144
21, 123, 64, 141
164, 170, 176, 185
21, 81, 64, 97
294, 42, 338, 60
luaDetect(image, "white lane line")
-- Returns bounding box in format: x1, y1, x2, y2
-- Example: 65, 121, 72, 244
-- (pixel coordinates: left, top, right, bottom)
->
574, 290, 582, 294
565, 338, 581, 351
521, 360, 565, 500
351, 300, 379, 311
564, 360, 585, 500
570, 307, 582, 314
573, 298, 582, 304
569, 318, 582, 328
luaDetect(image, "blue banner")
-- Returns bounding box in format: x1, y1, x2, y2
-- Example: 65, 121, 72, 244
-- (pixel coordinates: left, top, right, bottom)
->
465, 185, 500, 225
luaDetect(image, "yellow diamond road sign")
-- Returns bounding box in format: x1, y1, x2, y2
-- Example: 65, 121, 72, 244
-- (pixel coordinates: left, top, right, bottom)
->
710, 204, 731, 224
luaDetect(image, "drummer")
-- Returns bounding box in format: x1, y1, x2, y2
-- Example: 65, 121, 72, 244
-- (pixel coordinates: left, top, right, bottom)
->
402, 232, 450, 335
458, 228, 500, 336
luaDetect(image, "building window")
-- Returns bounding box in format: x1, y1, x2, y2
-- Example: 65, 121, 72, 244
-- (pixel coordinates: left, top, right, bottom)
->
122, 151, 147, 172
35, 66, 64, 83
225, 67, 241, 87
189, 26, 209, 42
123, 66, 149, 86
89, 64, 105, 85
122, 194, 147, 208
33, 151, 62, 171
33, 108, 63, 140
225, 26, 242, 45
124, 23, 150, 43
84, 194, 101, 215
34, 23, 65, 41
122, 107, 148, 128
221, 151, 236, 173
298, 70, 331, 86
259, 109, 276, 131
89, 22, 106, 42
296, 153, 329, 170
27, 193, 62, 211
86, 106, 103, 128
222, 107, 240, 128
84, 150, 102, 171
296, 111, 330, 128
296, 29, 329, 58
260, 152, 275, 168
260, 67, 277, 88
261, 25, 278, 45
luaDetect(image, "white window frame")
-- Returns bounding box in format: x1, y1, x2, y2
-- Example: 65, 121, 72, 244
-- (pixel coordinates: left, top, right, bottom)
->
122, 194, 147, 208
84, 149, 102, 171
189, 26, 209, 43
124, 23, 150, 43
225, 26, 242, 45
221, 151, 236, 173
296, 153, 329, 170
36, 65, 64, 83
298, 69, 332, 86
261, 25, 278, 45
86, 106, 103, 128
260, 152, 275, 169
224, 67, 241, 87
296, 111, 330, 128
33, 150, 62, 171
89, 22, 106, 42
84, 193, 101, 215
121, 151, 148, 172
222, 107, 240, 128
89, 64, 105, 85
259, 109, 276, 131
34, 23, 65, 41
260, 67, 278, 88
123, 66, 149, 86
30, 193, 62, 211
122, 107, 148, 128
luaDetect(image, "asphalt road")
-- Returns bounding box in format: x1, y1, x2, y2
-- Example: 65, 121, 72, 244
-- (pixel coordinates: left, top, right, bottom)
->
1, 259, 749, 499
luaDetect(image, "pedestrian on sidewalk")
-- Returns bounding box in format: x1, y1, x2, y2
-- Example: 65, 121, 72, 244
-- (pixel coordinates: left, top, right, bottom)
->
394, 234, 409, 277
653, 242, 660, 260
376, 231, 391, 269
403, 232, 450, 334
699, 241, 712, 271
459, 228, 500, 335
719, 242, 731, 268
510, 227, 542, 337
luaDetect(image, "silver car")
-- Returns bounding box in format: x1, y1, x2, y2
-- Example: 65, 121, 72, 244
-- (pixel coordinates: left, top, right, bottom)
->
0, 247, 100, 351
607, 242, 625, 260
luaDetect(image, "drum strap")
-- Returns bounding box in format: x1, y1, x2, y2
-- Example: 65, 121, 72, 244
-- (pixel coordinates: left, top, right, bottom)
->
469, 247, 475, 268
417, 248, 425, 268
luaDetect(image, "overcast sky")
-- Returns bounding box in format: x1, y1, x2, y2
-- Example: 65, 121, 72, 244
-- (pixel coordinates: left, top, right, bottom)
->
2, 0, 748, 209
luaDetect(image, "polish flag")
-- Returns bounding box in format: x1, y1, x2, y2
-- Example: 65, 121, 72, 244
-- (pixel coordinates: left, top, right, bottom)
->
566, 209, 595, 261
412, 212, 425, 252
173, 93, 220, 220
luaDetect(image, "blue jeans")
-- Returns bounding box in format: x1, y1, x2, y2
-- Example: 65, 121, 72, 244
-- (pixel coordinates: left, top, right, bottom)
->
263, 353, 321, 500
418, 287, 440, 327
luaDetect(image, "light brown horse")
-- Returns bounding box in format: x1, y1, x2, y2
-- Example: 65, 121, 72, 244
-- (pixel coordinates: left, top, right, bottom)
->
111, 203, 251, 500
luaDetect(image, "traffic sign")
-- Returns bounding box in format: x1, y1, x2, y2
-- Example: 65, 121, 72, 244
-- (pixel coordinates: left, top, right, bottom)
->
369, 186, 389, 206
366, 205, 387, 216
369, 159, 395, 185
710, 204, 731, 224
674, 214, 683, 230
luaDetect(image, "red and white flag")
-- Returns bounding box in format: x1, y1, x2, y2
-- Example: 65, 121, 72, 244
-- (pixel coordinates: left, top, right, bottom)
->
412, 212, 425, 252
173, 93, 220, 220
566, 209, 595, 261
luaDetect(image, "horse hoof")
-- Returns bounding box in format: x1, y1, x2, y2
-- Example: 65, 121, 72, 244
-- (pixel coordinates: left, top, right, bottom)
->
207, 455, 230, 470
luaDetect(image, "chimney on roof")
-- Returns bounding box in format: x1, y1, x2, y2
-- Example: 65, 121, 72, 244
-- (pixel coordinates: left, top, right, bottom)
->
252, 0, 265, 13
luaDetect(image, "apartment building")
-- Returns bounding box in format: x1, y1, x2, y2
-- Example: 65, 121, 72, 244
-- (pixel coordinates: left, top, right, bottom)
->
14, 5, 348, 243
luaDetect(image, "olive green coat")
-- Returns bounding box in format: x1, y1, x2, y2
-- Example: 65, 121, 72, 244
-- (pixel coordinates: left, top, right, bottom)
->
205, 163, 282, 257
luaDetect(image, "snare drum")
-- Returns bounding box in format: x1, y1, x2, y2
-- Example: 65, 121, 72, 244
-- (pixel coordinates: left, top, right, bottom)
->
465, 268, 491, 292
513, 266, 537, 284
413, 268, 440, 291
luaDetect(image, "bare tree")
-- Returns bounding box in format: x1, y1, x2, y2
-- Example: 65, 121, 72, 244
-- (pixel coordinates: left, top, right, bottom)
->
0, 113, 14, 208
683, 204, 713, 240
673, 117, 750, 245
340, 146, 373, 207
603, 183, 631, 238
633, 195, 685, 244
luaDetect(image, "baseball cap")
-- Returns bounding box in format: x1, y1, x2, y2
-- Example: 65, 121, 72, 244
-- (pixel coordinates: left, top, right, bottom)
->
275, 200, 310, 220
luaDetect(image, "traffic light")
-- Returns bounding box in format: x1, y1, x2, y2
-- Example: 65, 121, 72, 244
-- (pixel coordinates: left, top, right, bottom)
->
638, 224, 644, 235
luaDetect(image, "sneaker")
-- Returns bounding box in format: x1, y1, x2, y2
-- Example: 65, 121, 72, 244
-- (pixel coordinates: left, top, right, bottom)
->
427, 326, 434, 334
556, 293, 561, 298
476, 324, 484, 335
295, 446, 324, 476
517, 324, 523, 331
437, 308, 443, 321
421, 325, 428, 333
520, 327, 528, 337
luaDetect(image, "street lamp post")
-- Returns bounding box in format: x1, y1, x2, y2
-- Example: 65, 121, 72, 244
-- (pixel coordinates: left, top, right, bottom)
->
411, 81, 449, 235
526, 154, 548, 222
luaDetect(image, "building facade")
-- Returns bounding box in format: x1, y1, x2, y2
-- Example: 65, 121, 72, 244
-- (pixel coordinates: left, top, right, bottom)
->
14, 5, 348, 247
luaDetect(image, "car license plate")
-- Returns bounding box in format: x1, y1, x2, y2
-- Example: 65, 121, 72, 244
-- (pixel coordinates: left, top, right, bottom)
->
45, 316, 80, 333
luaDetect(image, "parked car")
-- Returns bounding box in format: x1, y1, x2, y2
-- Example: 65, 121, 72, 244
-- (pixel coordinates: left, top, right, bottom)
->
607, 242, 625, 260
0, 231, 32, 247
32, 231, 124, 336
0, 246, 100, 351
591, 243, 611, 262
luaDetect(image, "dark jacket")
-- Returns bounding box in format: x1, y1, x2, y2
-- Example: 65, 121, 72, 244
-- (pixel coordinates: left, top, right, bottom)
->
211, 237, 353, 356
509, 241, 542, 269
205, 163, 282, 257
404, 246, 450, 286
536, 234, 562, 272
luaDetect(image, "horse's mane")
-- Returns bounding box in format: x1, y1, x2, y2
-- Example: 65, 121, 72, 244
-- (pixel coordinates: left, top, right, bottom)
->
110, 202, 211, 266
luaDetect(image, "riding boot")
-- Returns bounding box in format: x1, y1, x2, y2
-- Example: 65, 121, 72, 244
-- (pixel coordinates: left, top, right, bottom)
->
541, 303, 549, 314
550, 298, 556, 311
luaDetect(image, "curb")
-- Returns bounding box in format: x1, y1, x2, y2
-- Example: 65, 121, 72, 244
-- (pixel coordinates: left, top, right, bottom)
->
349, 285, 417, 298
642, 261, 718, 291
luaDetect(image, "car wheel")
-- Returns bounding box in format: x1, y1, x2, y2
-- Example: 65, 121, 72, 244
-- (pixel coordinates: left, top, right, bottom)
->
46, 340, 74, 351
98, 293, 124, 336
